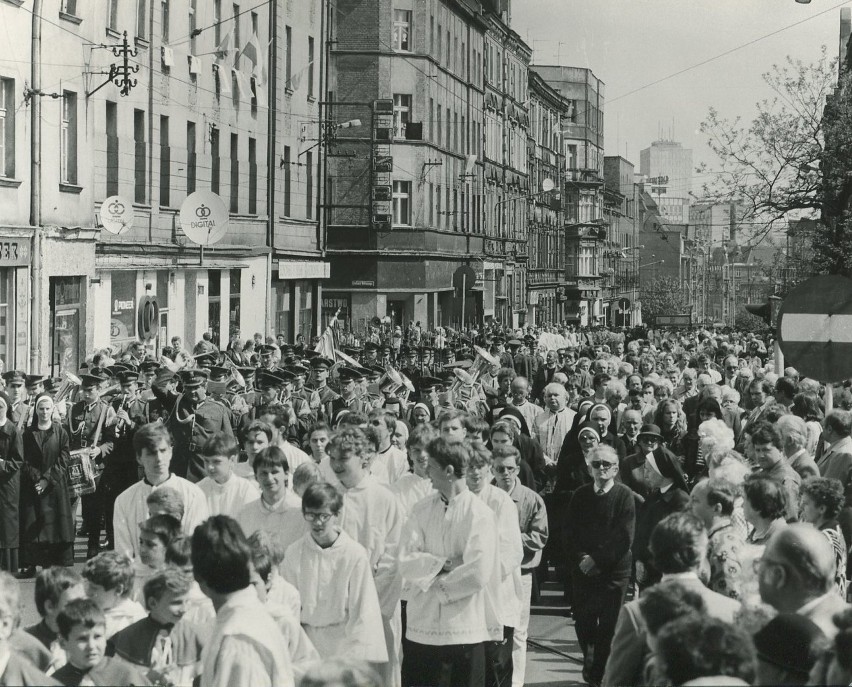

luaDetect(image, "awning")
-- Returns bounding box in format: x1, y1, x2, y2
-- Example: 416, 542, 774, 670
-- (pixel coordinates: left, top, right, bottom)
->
277, 260, 330, 280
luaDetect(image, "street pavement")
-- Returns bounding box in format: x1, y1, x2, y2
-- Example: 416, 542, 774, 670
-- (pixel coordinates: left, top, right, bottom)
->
15, 536, 587, 686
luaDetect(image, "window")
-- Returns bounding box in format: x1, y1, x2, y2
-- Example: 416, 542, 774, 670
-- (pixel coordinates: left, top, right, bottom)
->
0, 78, 15, 178
436, 184, 442, 227
393, 94, 411, 139
108, 0, 118, 30
306, 151, 313, 219
430, 16, 434, 56
61, 0, 77, 15
446, 29, 450, 64
428, 98, 433, 142
233, 4, 240, 52
445, 106, 450, 149
229, 269, 241, 333
188, 0, 197, 53
283, 146, 291, 216
159, 115, 170, 206
60, 90, 77, 182
437, 24, 441, 61
579, 245, 596, 276
161, 0, 169, 41
213, 0, 221, 45
137, 0, 147, 39
230, 133, 239, 213
106, 101, 118, 196
285, 26, 292, 90
134, 109, 145, 203
393, 10, 411, 51
436, 103, 441, 144
210, 126, 220, 194
231, 72, 239, 108
251, 11, 258, 35
248, 137, 257, 214
393, 181, 411, 226
307, 37, 315, 99
186, 121, 196, 194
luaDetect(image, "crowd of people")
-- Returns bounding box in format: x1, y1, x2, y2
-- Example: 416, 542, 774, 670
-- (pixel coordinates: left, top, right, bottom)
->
0, 321, 849, 686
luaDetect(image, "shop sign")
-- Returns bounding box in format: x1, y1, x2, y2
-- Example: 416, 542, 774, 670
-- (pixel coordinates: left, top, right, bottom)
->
179, 190, 229, 245
0, 239, 30, 267
352, 280, 375, 287
100, 195, 134, 235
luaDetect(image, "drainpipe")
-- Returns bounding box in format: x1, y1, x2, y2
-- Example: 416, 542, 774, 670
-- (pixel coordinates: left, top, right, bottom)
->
30, 0, 42, 373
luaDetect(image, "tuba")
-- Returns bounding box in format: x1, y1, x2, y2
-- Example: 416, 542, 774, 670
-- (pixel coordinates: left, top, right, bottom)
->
52, 372, 82, 404
378, 364, 404, 396
448, 345, 500, 395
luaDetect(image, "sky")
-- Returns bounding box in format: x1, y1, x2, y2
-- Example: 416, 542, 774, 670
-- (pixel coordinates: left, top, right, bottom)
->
511, 0, 847, 193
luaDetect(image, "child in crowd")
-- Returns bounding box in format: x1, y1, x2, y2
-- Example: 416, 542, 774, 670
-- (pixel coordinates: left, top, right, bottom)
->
109, 568, 206, 686
236, 446, 306, 549
258, 406, 311, 470
238, 420, 273, 481
82, 552, 146, 638
308, 423, 331, 464
390, 423, 438, 516
131, 514, 181, 604
24, 567, 87, 673
146, 487, 185, 521
52, 598, 146, 686
292, 462, 322, 498
196, 434, 259, 516
164, 537, 215, 626
0, 572, 57, 685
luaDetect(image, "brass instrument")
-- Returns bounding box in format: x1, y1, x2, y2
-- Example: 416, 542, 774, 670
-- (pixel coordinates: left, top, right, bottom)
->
378, 364, 404, 396
52, 372, 82, 404
221, 356, 247, 389
113, 392, 130, 438
447, 346, 500, 395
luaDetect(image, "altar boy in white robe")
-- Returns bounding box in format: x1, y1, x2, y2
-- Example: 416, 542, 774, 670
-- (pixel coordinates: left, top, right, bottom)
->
191, 515, 295, 687
398, 437, 500, 687
281, 483, 388, 666
466, 439, 524, 687
328, 426, 405, 687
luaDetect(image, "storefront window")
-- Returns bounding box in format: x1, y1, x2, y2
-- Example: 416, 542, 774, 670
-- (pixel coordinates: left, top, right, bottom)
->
110, 271, 137, 346
50, 276, 84, 377
298, 281, 312, 342
156, 270, 170, 351
275, 282, 291, 340
229, 268, 241, 337
208, 269, 221, 347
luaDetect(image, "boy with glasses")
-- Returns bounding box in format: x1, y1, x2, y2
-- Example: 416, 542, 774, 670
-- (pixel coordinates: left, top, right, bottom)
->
566, 444, 635, 687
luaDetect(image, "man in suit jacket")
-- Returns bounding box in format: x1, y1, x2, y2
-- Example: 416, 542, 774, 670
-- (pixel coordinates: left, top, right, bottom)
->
817, 410, 852, 497
758, 523, 849, 640
531, 350, 560, 404
602, 512, 739, 687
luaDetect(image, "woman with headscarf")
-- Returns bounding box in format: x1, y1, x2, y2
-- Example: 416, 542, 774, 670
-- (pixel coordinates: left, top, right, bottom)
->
632, 423, 690, 590
495, 405, 546, 482
408, 402, 432, 428
19, 393, 74, 576
0, 392, 21, 573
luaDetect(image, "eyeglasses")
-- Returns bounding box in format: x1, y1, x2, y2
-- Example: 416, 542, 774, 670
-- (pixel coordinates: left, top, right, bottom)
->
590, 461, 618, 470
303, 512, 334, 523
493, 465, 517, 474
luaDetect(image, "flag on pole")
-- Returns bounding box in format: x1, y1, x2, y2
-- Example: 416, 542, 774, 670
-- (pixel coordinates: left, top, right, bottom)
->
214, 29, 234, 69
315, 308, 341, 359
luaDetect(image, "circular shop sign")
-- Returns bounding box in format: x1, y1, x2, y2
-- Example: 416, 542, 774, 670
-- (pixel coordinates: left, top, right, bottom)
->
100, 195, 135, 235
179, 190, 229, 246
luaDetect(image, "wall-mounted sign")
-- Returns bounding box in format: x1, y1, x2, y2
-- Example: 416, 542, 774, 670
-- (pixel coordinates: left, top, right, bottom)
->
352, 280, 375, 287
100, 195, 135, 235
179, 191, 229, 245
0, 239, 30, 267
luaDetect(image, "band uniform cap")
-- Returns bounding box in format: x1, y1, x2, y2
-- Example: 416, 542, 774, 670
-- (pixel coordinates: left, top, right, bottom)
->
507, 339, 523, 348
418, 376, 442, 391
258, 344, 277, 356
363, 342, 379, 352
303, 350, 320, 360
310, 357, 334, 370
195, 352, 218, 366
116, 370, 140, 385
178, 369, 209, 388
287, 364, 309, 376
256, 370, 284, 388
343, 347, 363, 358
139, 360, 161, 373
337, 366, 364, 382
25, 374, 49, 388
2, 371, 25, 385
80, 373, 107, 388
237, 366, 256, 380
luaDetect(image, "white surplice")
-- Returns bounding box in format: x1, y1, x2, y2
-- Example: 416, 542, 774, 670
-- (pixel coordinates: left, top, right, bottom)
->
236, 490, 307, 551
113, 476, 210, 559
398, 489, 500, 646
390, 473, 435, 516
197, 474, 260, 517
281, 531, 388, 664
373, 446, 410, 484
200, 587, 295, 687
475, 484, 524, 632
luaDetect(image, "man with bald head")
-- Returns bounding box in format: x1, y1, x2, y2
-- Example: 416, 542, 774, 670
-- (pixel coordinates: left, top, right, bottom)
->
757, 524, 849, 638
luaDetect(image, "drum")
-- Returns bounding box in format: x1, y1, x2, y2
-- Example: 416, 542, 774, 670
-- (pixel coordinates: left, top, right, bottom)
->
67, 449, 98, 497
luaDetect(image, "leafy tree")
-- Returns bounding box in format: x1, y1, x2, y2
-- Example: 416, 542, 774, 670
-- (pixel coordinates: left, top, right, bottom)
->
734, 306, 769, 332
640, 277, 688, 322
697, 47, 836, 249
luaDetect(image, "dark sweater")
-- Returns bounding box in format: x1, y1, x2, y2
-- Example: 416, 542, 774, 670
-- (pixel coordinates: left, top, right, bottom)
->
566, 482, 636, 580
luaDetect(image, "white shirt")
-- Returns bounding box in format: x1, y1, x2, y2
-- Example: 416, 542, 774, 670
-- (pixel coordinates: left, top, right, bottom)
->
200, 587, 295, 687
511, 400, 544, 436
475, 484, 523, 631
236, 490, 306, 551
390, 473, 435, 516
113, 475, 210, 559
281, 531, 388, 663
340, 475, 405, 617
398, 489, 500, 645
273, 438, 311, 472
533, 407, 576, 463
374, 445, 409, 484
197, 474, 260, 517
